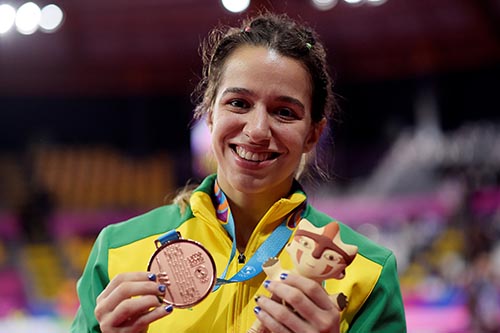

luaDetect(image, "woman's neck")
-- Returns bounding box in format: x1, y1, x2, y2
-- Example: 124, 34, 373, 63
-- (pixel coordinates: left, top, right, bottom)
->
215, 176, 294, 251
226, 190, 287, 253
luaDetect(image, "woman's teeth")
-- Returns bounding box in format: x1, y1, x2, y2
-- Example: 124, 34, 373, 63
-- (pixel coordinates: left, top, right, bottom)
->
235, 146, 272, 162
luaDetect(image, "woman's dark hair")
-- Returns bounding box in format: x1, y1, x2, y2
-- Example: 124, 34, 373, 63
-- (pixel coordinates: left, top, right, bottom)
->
192, 12, 336, 125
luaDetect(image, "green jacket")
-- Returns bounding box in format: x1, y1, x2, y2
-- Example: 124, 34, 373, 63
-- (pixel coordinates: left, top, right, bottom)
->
72, 174, 406, 332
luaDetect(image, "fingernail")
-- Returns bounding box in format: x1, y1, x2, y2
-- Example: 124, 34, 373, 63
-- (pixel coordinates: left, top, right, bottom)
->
165, 305, 174, 313
158, 284, 166, 293
254, 295, 260, 302
280, 273, 288, 280
157, 296, 164, 304
263, 280, 270, 289
254, 306, 261, 315
147, 273, 156, 281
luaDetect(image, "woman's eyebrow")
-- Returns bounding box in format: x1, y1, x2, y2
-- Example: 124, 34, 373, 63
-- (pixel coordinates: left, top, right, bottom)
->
276, 96, 305, 111
221, 87, 254, 97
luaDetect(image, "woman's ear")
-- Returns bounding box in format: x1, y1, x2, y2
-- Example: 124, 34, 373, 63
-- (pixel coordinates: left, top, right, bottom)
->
206, 109, 213, 132
304, 118, 327, 153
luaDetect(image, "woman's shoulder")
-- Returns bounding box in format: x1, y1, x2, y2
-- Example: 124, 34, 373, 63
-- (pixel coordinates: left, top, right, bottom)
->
95, 176, 216, 249
98, 203, 189, 249
304, 205, 394, 267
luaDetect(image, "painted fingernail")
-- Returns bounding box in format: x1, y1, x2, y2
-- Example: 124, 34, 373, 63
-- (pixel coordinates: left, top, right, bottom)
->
157, 296, 164, 304
165, 305, 174, 313
158, 284, 166, 293
263, 280, 270, 289
147, 273, 156, 281
254, 306, 261, 315
280, 273, 288, 280
254, 295, 260, 302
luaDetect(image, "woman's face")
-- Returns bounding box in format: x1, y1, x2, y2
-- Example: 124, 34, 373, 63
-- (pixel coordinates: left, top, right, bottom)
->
208, 45, 324, 198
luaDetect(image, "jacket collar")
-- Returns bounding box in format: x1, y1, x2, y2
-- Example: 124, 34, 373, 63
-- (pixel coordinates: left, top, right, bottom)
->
189, 174, 307, 230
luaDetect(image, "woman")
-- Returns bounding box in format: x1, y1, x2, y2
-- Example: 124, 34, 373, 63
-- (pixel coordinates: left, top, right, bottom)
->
72, 12, 406, 333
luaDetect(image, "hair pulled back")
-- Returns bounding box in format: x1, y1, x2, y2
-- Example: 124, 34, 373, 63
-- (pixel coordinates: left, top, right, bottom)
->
192, 12, 336, 124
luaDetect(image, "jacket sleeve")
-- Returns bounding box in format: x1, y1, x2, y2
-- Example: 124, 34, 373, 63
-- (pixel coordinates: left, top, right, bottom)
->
71, 230, 111, 333
348, 253, 407, 333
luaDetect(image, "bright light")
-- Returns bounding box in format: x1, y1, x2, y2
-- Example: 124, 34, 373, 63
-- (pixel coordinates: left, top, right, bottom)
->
15, 2, 41, 35
311, 0, 338, 11
344, 0, 363, 5
0, 4, 16, 34
366, 0, 388, 5
221, 0, 250, 13
40, 4, 64, 32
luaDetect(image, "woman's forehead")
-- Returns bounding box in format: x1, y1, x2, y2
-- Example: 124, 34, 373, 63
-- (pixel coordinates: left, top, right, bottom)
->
217, 46, 312, 101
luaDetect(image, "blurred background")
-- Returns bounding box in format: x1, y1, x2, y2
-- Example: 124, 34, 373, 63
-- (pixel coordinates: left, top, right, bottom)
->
0, 0, 499, 332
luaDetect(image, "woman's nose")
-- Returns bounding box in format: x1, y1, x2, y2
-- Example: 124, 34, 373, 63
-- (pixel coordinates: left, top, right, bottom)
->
244, 108, 271, 142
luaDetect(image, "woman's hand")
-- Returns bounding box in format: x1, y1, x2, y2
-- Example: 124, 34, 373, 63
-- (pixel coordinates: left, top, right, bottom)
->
94, 272, 173, 333
254, 273, 341, 333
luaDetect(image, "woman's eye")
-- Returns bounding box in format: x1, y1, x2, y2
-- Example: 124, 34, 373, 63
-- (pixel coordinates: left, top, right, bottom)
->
276, 108, 297, 119
228, 99, 249, 109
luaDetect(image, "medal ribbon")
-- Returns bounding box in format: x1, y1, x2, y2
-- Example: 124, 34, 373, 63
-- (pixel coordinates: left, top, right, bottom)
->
212, 181, 305, 291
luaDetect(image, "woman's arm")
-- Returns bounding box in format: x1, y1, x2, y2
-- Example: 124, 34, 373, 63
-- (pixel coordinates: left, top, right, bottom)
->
347, 253, 406, 333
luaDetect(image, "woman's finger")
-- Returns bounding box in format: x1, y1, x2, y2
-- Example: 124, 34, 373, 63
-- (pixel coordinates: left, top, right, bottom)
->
98, 295, 173, 332
262, 277, 340, 333
95, 280, 165, 320
254, 296, 294, 333
263, 278, 324, 320
276, 274, 334, 310
109, 295, 163, 326
97, 272, 158, 301
133, 304, 174, 328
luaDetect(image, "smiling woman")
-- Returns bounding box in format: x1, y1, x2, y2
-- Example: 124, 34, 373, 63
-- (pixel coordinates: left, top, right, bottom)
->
72, 12, 406, 333
208, 46, 321, 208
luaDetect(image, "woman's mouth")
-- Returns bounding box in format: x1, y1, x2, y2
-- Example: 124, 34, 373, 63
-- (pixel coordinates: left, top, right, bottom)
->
232, 145, 279, 162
